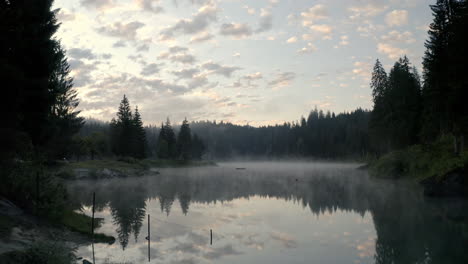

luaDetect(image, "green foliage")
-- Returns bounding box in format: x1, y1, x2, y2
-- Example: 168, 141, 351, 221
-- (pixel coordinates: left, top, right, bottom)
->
191, 133, 206, 160
60, 210, 115, 244
110, 96, 147, 159
370, 57, 422, 153
157, 118, 177, 159
0, 160, 67, 221
370, 135, 468, 180
0, 0, 82, 160
422, 0, 468, 148
177, 119, 192, 160
0, 242, 75, 264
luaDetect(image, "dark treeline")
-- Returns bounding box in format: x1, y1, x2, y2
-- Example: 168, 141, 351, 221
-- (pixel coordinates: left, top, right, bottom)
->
77, 108, 371, 160
72, 95, 206, 161
370, 0, 468, 155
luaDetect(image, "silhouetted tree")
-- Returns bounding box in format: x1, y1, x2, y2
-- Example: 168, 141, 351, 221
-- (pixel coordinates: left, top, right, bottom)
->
177, 119, 192, 160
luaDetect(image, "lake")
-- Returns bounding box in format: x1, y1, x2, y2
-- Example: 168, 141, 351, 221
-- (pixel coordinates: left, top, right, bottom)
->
67, 162, 468, 264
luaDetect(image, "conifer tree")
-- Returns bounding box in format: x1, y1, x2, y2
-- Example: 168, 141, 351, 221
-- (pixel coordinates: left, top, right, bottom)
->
177, 119, 192, 160
156, 123, 169, 159
191, 134, 206, 160
132, 106, 146, 159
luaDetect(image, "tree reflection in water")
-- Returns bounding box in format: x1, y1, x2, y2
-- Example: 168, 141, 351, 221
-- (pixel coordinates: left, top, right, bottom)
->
67, 164, 468, 263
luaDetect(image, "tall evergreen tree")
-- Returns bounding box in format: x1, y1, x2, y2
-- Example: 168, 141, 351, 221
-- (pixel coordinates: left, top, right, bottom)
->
422, 0, 467, 154
191, 133, 205, 160
422, 0, 454, 139
0, 0, 82, 159
156, 118, 177, 159
387, 57, 422, 149
369, 59, 390, 153
156, 122, 169, 159
132, 106, 146, 159
177, 119, 192, 160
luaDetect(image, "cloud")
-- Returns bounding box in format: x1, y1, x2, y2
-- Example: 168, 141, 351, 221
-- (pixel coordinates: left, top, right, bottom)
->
381, 30, 415, 44
172, 68, 200, 79
190, 31, 214, 43
157, 46, 196, 64
244, 72, 263, 81
80, 0, 114, 9
202, 61, 241, 77
309, 24, 333, 35
140, 63, 160, 76
270, 232, 297, 249
352, 61, 372, 82
268, 72, 296, 88
135, 0, 164, 13
348, 3, 388, 19
97, 21, 145, 40
243, 5, 255, 15
339, 35, 349, 46
298, 42, 317, 54
67, 48, 96, 60
203, 245, 242, 260
56, 9, 76, 21
170, 54, 196, 64
68, 59, 98, 87
256, 8, 273, 33
113, 40, 127, 48
385, 10, 408, 27
287, 36, 298, 43
301, 4, 328, 26
377, 43, 408, 59
159, 4, 217, 40
219, 23, 253, 38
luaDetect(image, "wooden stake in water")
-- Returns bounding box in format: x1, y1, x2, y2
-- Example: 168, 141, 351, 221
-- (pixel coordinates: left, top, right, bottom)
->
210, 229, 213, 245
92, 192, 95, 264
148, 214, 151, 262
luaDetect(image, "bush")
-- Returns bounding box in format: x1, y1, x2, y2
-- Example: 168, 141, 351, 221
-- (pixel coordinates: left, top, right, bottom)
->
0, 242, 75, 264
0, 160, 67, 220
370, 135, 468, 180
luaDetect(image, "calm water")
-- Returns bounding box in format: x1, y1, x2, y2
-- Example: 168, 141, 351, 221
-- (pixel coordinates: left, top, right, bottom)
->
67, 162, 468, 264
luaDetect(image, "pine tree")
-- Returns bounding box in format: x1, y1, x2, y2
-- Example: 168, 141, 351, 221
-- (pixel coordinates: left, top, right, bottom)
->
0, 1, 83, 159
177, 119, 192, 160
110, 95, 135, 157
386, 57, 422, 149
156, 123, 168, 159
164, 118, 177, 159
369, 59, 389, 153
47, 46, 84, 158
191, 134, 206, 160
422, 0, 468, 154
132, 106, 146, 159
422, 0, 453, 139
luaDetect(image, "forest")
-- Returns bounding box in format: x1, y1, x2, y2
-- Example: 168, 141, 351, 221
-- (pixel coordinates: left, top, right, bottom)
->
0, 0, 467, 262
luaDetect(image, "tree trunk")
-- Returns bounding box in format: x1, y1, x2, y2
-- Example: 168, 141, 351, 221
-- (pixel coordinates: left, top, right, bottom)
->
454, 135, 459, 156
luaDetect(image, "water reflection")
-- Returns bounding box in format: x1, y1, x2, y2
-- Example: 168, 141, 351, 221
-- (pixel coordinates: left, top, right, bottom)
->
67, 162, 468, 264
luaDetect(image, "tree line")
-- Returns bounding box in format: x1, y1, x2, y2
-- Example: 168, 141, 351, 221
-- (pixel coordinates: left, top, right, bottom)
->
77, 108, 370, 160
73, 95, 206, 160
370, 0, 467, 155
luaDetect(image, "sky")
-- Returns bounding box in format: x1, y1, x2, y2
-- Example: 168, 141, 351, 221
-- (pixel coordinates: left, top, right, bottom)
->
53, 0, 433, 126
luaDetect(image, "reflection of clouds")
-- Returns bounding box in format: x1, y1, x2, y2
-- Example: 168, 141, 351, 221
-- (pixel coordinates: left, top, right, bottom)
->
270, 231, 298, 249
203, 244, 242, 259
355, 237, 376, 258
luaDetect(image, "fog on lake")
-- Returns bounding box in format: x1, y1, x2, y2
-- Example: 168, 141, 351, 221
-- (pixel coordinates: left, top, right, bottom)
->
66, 162, 468, 264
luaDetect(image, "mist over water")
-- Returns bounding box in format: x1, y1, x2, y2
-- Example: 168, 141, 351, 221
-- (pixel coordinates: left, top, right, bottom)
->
67, 162, 468, 264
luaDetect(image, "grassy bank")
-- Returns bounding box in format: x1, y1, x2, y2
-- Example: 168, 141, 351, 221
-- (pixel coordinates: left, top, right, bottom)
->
369, 136, 468, 181
60, 210, 115, 244
57, 158, 216, 179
